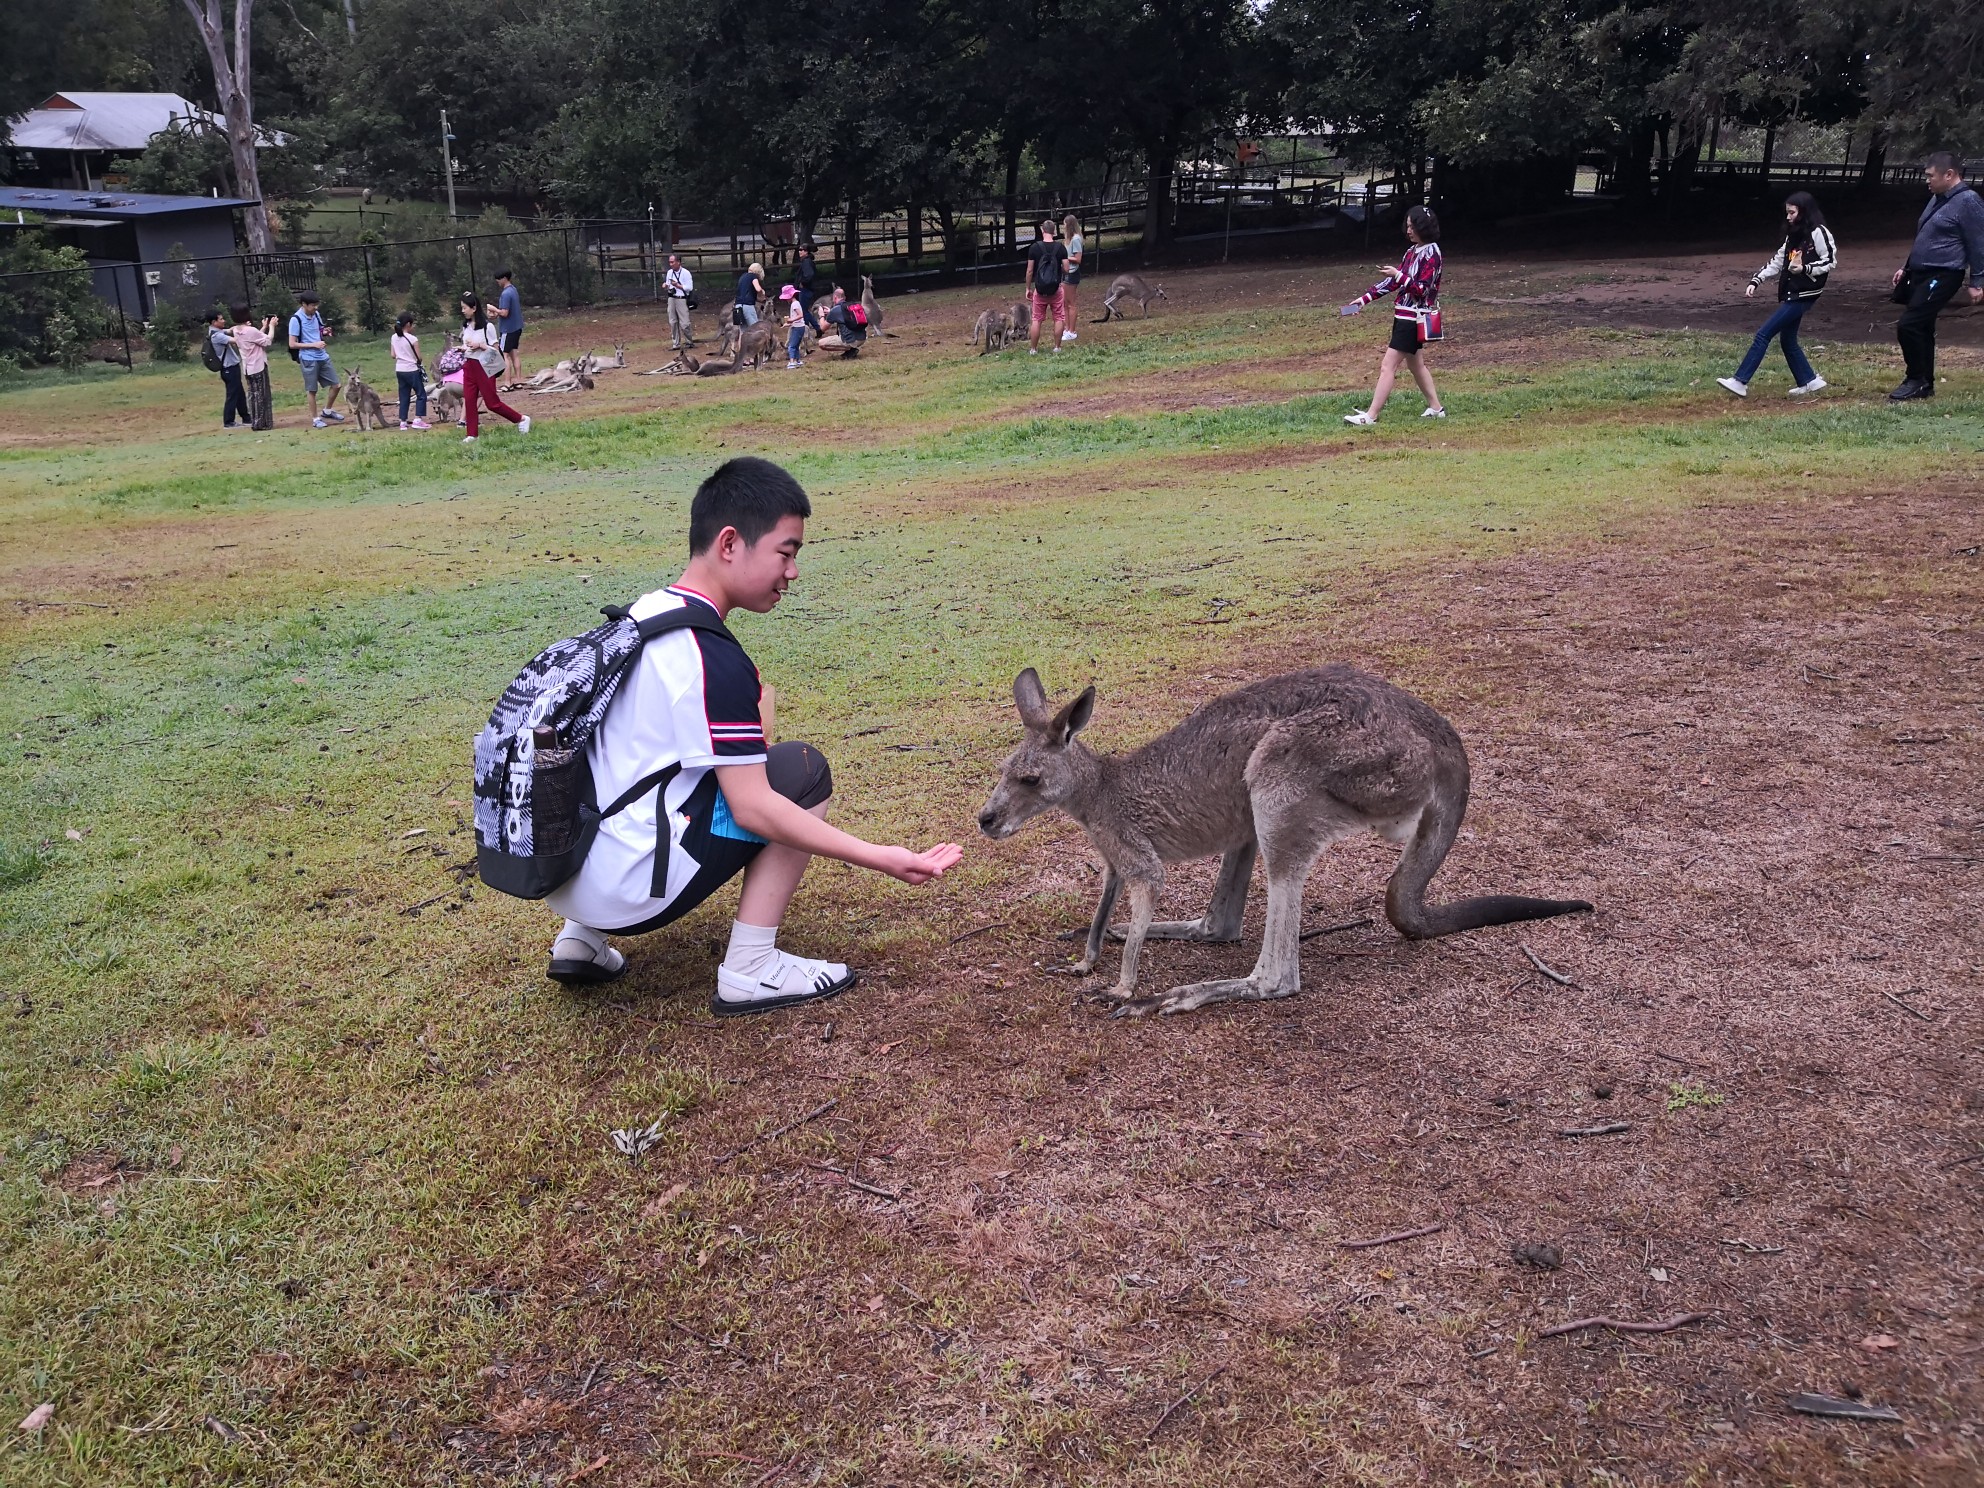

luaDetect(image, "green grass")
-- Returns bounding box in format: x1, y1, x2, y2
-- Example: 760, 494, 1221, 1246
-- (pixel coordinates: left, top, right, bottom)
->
0, 280, 1978, 1483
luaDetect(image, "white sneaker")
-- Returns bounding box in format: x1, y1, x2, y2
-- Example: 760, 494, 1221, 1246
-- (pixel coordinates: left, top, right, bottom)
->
1788, 377, 1827, 396
712, 951, 856, 1017
461, 435, 477, 445
1716, 377, 1748, 398
1061, 331, 1077, 342
1344, 410, 1377, 426
1422, 406, 1446, 418
546, 937, 626, 986
517, 415, 531, 434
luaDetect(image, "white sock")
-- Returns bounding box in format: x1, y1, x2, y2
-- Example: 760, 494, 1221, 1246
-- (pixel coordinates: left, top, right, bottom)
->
558, 919, 608, 956
723, 921, 779, 978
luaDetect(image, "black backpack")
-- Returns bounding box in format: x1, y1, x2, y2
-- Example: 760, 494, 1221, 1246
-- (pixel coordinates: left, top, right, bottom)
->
199, 331, 227, 373
285, 311, 305, 362
473, 602, 737, 899
1033, 244, 1062, 292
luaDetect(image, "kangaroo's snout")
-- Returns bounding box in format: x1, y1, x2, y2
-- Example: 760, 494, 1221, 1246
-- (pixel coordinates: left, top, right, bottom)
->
976, 807, 1000, 835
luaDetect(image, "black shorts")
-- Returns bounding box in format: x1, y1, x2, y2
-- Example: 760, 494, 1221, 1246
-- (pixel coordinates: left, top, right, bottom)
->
501, 330, 522, 352
1387, 316, 1422, 355
1066, 267, 1082, 286
612, 741, 834, 935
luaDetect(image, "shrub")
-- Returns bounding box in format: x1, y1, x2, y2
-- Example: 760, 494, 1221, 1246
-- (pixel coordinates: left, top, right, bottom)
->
0, 230, 102, 366
147, 297, 195, 362
406, 270, 441, 325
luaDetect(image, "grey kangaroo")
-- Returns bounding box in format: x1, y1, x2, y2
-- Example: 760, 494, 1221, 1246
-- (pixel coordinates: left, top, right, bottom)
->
1096, 274, 1168, 321
978, 668, 1593, 1017
345, 367, 386, 431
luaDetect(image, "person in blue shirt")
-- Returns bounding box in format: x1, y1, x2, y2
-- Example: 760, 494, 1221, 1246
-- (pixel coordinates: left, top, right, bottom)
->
735, 262, 766, 326
287, 290, 345, 428
492, 269, 526, 386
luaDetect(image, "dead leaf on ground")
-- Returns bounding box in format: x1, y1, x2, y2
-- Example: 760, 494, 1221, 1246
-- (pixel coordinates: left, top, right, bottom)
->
1857, 1333, 1901, 1352
18, 1403, 54, 1432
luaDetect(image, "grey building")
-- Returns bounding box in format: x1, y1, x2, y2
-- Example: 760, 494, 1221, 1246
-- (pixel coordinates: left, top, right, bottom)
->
0, 187, 264, 319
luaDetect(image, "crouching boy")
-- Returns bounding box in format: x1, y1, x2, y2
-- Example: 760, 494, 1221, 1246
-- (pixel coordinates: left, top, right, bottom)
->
543, 457, 963, 1014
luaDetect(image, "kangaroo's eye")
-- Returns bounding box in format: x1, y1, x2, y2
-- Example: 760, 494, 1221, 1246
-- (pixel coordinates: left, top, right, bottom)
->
1015, 775, 1042, 789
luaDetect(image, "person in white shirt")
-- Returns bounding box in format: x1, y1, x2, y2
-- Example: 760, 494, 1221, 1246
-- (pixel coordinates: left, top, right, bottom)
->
545, 457, 964, 1015
664, 253, 697, 349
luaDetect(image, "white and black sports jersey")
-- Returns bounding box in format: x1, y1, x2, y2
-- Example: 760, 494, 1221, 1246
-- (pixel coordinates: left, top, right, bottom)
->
545, 584, 766, 930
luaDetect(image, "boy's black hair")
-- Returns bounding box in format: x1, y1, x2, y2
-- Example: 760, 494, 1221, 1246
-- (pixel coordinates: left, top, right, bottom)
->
206, 306, 227, 324
688, 457, 812, 554
297, 289, 320, 304
495, 268, 513, 280
1406, 204, 1440, 242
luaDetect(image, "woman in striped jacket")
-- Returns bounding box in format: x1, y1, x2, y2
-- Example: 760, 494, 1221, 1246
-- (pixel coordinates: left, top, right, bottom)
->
1718, 192, 1836, 398
1340, 204, 1445, 424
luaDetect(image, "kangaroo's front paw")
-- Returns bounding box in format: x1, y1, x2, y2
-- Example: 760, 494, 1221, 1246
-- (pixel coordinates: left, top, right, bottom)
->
1045, 958, 1097, 978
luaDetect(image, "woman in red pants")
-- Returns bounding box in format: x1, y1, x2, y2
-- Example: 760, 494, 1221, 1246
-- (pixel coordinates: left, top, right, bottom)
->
458, 292, 529, 444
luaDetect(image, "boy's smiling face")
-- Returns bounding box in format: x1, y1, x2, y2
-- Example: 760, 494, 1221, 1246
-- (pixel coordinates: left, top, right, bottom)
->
725, 514, 806, 613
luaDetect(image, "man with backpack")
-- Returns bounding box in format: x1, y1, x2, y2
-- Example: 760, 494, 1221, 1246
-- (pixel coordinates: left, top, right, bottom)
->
813, 285, 868, 358
474, 457, 962, 1014
287, 290, 345, 427
1025, 218, 1069, 355
1888, 151, 1984, 401
203, 307, 249, 430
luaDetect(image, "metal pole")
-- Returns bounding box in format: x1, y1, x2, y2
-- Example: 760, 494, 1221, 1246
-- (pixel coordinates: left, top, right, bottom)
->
563, 225, 574, 307
362, 245, 377, 331
111, 267, 133, 369
648, 203, 658, 299
440, 110, 458, 221
466, 234, 477, 298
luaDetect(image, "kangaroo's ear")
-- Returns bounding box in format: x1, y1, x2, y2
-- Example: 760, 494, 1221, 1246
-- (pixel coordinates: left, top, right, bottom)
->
1014, 669, 1050, 730
1048, 685, 1096, 745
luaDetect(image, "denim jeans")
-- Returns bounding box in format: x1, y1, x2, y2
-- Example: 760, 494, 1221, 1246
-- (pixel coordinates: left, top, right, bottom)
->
1735, 298, 1816, 385
396, 369, 428, 421
786, 324, 805, 361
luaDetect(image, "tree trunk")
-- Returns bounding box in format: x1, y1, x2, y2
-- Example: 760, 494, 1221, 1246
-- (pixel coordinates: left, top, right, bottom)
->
1002, 138, 1020, 256
1860, 128, 1888, 188
1614, 117, 1656, 206
1141, 141, 1174, 257
907, 200, 921, 263
180, 0, 272, 254
844, 197, 860, 282
935, 202, 958, 269
1761, 122, 1777, 175
1659, 119, 1703, 212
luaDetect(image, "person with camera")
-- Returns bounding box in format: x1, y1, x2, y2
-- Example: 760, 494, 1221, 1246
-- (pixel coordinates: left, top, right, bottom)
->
664, 253, 697, 349
1889, 152, 1984, 402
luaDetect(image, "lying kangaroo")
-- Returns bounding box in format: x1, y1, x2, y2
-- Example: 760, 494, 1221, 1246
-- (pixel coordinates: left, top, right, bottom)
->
345, 367, 386, 431
1096, 274, 1168, 321
978, 668, 1593, 1017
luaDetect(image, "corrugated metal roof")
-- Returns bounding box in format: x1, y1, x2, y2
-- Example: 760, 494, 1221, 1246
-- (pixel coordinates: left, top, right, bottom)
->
10, 93, 218, 152
0, 186, 260, 218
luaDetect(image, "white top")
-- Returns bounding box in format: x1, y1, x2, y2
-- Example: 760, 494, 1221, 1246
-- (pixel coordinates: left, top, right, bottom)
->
544, 585, 767, 932
390, 332, 421, 372
461, 321, 505, 373
665, 266, 695, 297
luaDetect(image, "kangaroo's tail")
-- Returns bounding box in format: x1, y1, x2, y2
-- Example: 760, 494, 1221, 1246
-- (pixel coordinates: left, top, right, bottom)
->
1384, 796, 1592, 941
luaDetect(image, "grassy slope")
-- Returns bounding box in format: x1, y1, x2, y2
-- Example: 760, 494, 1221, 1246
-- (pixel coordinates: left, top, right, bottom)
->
0, 282, 1977, 1483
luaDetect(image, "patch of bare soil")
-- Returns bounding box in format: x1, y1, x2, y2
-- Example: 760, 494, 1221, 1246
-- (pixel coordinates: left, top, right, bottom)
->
452, 483, 1981, 1484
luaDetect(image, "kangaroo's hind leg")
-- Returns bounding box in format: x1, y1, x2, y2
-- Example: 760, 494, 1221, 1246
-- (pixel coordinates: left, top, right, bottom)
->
1108, 841, 1254, 943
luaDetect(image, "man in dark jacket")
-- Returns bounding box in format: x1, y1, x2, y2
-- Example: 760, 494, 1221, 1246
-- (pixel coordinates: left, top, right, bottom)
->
1890, 151, 1984, 401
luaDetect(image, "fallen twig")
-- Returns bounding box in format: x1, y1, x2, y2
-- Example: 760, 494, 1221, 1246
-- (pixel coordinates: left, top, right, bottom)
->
1940, 1150, 1984, 1170
1520, 943, 1576, 987
1147, 1364, 1226, 1441
807, 1161, 903, 1201
1559, 1122, 1631, 1138
578, 1360, 603, 1397
710, 1098, 839, 1167
946, 922, 1008, 946
400, 890, 454, 915
1539, 1312, 1710, 1339
1339, 1222, 1444, 1251
1879, 990, 1930, 1022
1787, 1392, 1902, 1423
563, 1455, 611, 1484
1300, 917, 1373, 941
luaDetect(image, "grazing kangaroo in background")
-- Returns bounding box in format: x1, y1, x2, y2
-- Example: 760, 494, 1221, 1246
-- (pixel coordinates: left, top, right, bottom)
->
345, 367, 385, 431
1007, 299, 1032, 341
970, 307, 1018, 354
430, 380, 463, 424
1096, 274, 1168, 321
978, 668, 1593, 1017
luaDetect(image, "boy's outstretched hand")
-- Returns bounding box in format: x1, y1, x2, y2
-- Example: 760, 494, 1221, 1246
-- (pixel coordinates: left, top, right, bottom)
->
876, 842, 964, 885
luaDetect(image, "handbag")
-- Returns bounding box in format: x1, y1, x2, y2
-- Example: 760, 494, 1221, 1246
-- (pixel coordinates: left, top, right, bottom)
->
1416, 307, 1444, 344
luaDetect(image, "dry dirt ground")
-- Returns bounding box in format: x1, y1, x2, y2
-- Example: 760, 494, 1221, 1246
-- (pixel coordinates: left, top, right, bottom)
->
443, 485, 1982, 1485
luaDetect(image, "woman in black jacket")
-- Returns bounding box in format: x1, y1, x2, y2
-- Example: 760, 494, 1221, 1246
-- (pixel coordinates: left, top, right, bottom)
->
1718, 192, 1836, 398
